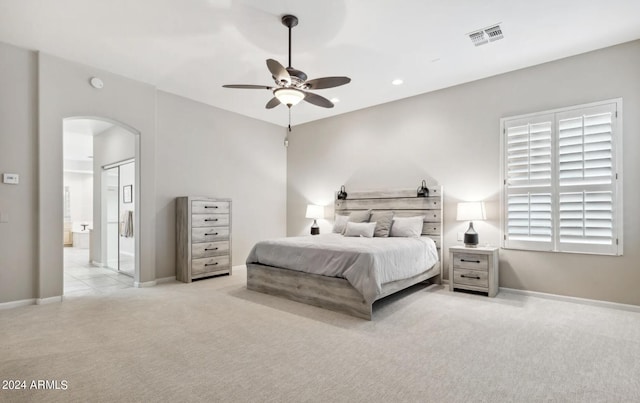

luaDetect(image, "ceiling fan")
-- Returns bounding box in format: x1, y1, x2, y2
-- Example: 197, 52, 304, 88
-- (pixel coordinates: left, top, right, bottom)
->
222, 14, 351, 111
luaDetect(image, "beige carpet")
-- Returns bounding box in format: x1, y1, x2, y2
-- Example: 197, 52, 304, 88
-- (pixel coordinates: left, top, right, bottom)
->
1, 267, 639, 403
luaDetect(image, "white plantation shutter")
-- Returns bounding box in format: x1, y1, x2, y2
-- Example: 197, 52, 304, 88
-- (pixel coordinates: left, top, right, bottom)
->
504, 115, 554, 251
556, 104, 618, 254
502, 100, 622, 255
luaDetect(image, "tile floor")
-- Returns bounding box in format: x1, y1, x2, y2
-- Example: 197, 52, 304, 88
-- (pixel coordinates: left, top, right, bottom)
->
64, 247, 133, 297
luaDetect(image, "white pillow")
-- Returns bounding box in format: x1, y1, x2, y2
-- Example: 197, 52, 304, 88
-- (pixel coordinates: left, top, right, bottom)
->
332, 214, 349, 234
343, 222, 376, 238
389, 216, 424, 237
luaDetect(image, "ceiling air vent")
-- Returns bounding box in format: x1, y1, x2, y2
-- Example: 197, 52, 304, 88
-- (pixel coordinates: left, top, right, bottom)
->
468, 23, 504, 47
469, 31, 488, 47
485, 25, 503, 42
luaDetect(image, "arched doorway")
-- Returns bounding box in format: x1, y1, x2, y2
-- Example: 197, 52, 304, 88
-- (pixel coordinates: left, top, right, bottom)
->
62, 117, 140, 296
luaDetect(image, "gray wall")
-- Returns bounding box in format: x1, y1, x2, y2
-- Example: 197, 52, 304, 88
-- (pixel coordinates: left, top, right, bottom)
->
0, 42, 286, 303
0, 43, 38, 303
287, 40, 640, 306
38, 52, 156, 297
154, 92, 287, 278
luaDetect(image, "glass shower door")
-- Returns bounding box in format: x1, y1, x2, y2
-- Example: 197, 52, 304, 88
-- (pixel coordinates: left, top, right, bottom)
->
105, 167, 119, 271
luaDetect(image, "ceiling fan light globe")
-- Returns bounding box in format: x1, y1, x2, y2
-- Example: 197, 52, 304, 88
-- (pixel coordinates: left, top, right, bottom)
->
274, 88, 305, 106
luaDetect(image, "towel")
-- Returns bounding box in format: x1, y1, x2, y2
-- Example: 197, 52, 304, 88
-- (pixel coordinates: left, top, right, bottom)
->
120, 210, 134, 238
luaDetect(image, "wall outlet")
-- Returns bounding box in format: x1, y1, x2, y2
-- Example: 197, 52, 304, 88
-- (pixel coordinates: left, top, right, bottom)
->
457, 232, 464, 241
2, 173, 19, 184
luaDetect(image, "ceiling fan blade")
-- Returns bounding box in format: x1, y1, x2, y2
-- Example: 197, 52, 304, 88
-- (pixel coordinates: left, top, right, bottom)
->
266, 59, 291, 85
222, 84, 273, 89
302, 91, 334, 108
305, 76, 351, 90
265, 97, 281, 109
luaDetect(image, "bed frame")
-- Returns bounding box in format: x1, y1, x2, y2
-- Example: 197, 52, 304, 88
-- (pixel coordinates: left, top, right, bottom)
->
246, 186, 443, 320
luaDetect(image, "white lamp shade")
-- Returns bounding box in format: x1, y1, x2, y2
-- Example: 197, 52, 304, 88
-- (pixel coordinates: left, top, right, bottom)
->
274, 88, 305, 106
456, 202, 486, 221
305, 204, 324, 219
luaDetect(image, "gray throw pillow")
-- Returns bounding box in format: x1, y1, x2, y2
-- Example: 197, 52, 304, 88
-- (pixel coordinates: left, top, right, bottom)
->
332, 214, 349, 234
370, 211, 394, 237
347, 209, 371, 223
389, 216, 425, 237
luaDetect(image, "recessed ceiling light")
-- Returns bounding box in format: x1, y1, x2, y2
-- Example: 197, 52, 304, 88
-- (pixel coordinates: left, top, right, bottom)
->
330, 97, 340, 103
392, 79, 403, 85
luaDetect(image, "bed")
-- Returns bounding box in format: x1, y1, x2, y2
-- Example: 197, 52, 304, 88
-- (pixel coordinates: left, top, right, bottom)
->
246, 187, 443, 320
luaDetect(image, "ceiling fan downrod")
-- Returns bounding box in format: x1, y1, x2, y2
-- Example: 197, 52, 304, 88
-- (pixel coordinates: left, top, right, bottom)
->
281, 15, 298, 69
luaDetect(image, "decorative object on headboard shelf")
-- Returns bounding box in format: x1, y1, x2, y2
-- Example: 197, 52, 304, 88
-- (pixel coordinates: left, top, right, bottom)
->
417, 180, 429, 197
337, 185, 348, 200
305, 204, 324, 235
457, 201, 486, 247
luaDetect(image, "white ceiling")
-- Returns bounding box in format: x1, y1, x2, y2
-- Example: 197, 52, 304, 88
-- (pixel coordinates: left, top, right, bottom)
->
1, 0, 639, 127
63, 118, 113, 163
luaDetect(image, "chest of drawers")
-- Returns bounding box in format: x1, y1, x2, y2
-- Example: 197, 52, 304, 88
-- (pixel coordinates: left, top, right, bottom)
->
449, 246, 498, 297
176, 197, 232, 282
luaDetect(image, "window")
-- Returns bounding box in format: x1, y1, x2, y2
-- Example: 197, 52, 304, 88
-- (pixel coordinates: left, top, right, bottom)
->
501, 99, 623, 255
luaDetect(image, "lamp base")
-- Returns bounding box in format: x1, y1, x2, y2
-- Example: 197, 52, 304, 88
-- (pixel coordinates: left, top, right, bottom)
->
463, 222, 479, 247
310, 219, 319, 235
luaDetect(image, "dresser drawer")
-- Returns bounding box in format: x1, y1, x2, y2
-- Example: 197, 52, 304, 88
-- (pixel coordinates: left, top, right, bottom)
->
192, 241, 229, 259
191, 214, 229, 228
192, 255, 230, 276
453, 269, 488, 288
453, 253, 488, 271
192, 200, 230, 214
192, 227, 230, 243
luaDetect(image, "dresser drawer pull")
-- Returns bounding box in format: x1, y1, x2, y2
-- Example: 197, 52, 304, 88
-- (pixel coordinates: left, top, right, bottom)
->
205, 262, 219, 267
461, 259, 481, 264
204, 232, 219, 236
204, 247, 219, 251
204, 206, 219, 209
460, 274, 481, 280
204, 218, 219, 222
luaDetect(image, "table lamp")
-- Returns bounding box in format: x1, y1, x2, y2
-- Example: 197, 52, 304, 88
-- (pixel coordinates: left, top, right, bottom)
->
457, 202, 486, 247
305, 204, 324, 235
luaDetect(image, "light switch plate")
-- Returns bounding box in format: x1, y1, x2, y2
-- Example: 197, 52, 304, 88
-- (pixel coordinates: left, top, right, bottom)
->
0, 212, 8, 223
457, 232, 464, 241
2, 173, 19, 184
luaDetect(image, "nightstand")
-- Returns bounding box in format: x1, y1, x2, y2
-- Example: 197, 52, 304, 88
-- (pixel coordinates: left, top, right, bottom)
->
449, 246, 499, 297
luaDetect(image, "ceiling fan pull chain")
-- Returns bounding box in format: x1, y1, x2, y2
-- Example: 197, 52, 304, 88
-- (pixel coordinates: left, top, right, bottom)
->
288, 107, 292, 132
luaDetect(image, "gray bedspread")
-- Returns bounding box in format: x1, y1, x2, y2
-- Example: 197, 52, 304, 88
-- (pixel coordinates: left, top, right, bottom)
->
246, 234, 439, 303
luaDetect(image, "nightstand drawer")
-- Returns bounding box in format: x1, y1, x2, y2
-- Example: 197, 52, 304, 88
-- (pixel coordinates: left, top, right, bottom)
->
453, 254, 488, 271
453, 269, 488, 288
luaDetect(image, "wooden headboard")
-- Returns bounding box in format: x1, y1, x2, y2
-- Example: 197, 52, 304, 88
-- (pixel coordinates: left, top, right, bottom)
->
334, 186, 444, 269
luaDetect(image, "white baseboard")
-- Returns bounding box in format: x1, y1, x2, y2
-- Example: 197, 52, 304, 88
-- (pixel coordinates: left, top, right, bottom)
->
0, 298, 36, 310
134, 280, 157, 288
156, 276, 176, 284
233, 264, 246, 270
36, 296, 63, 305
500, 287, 640, 313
